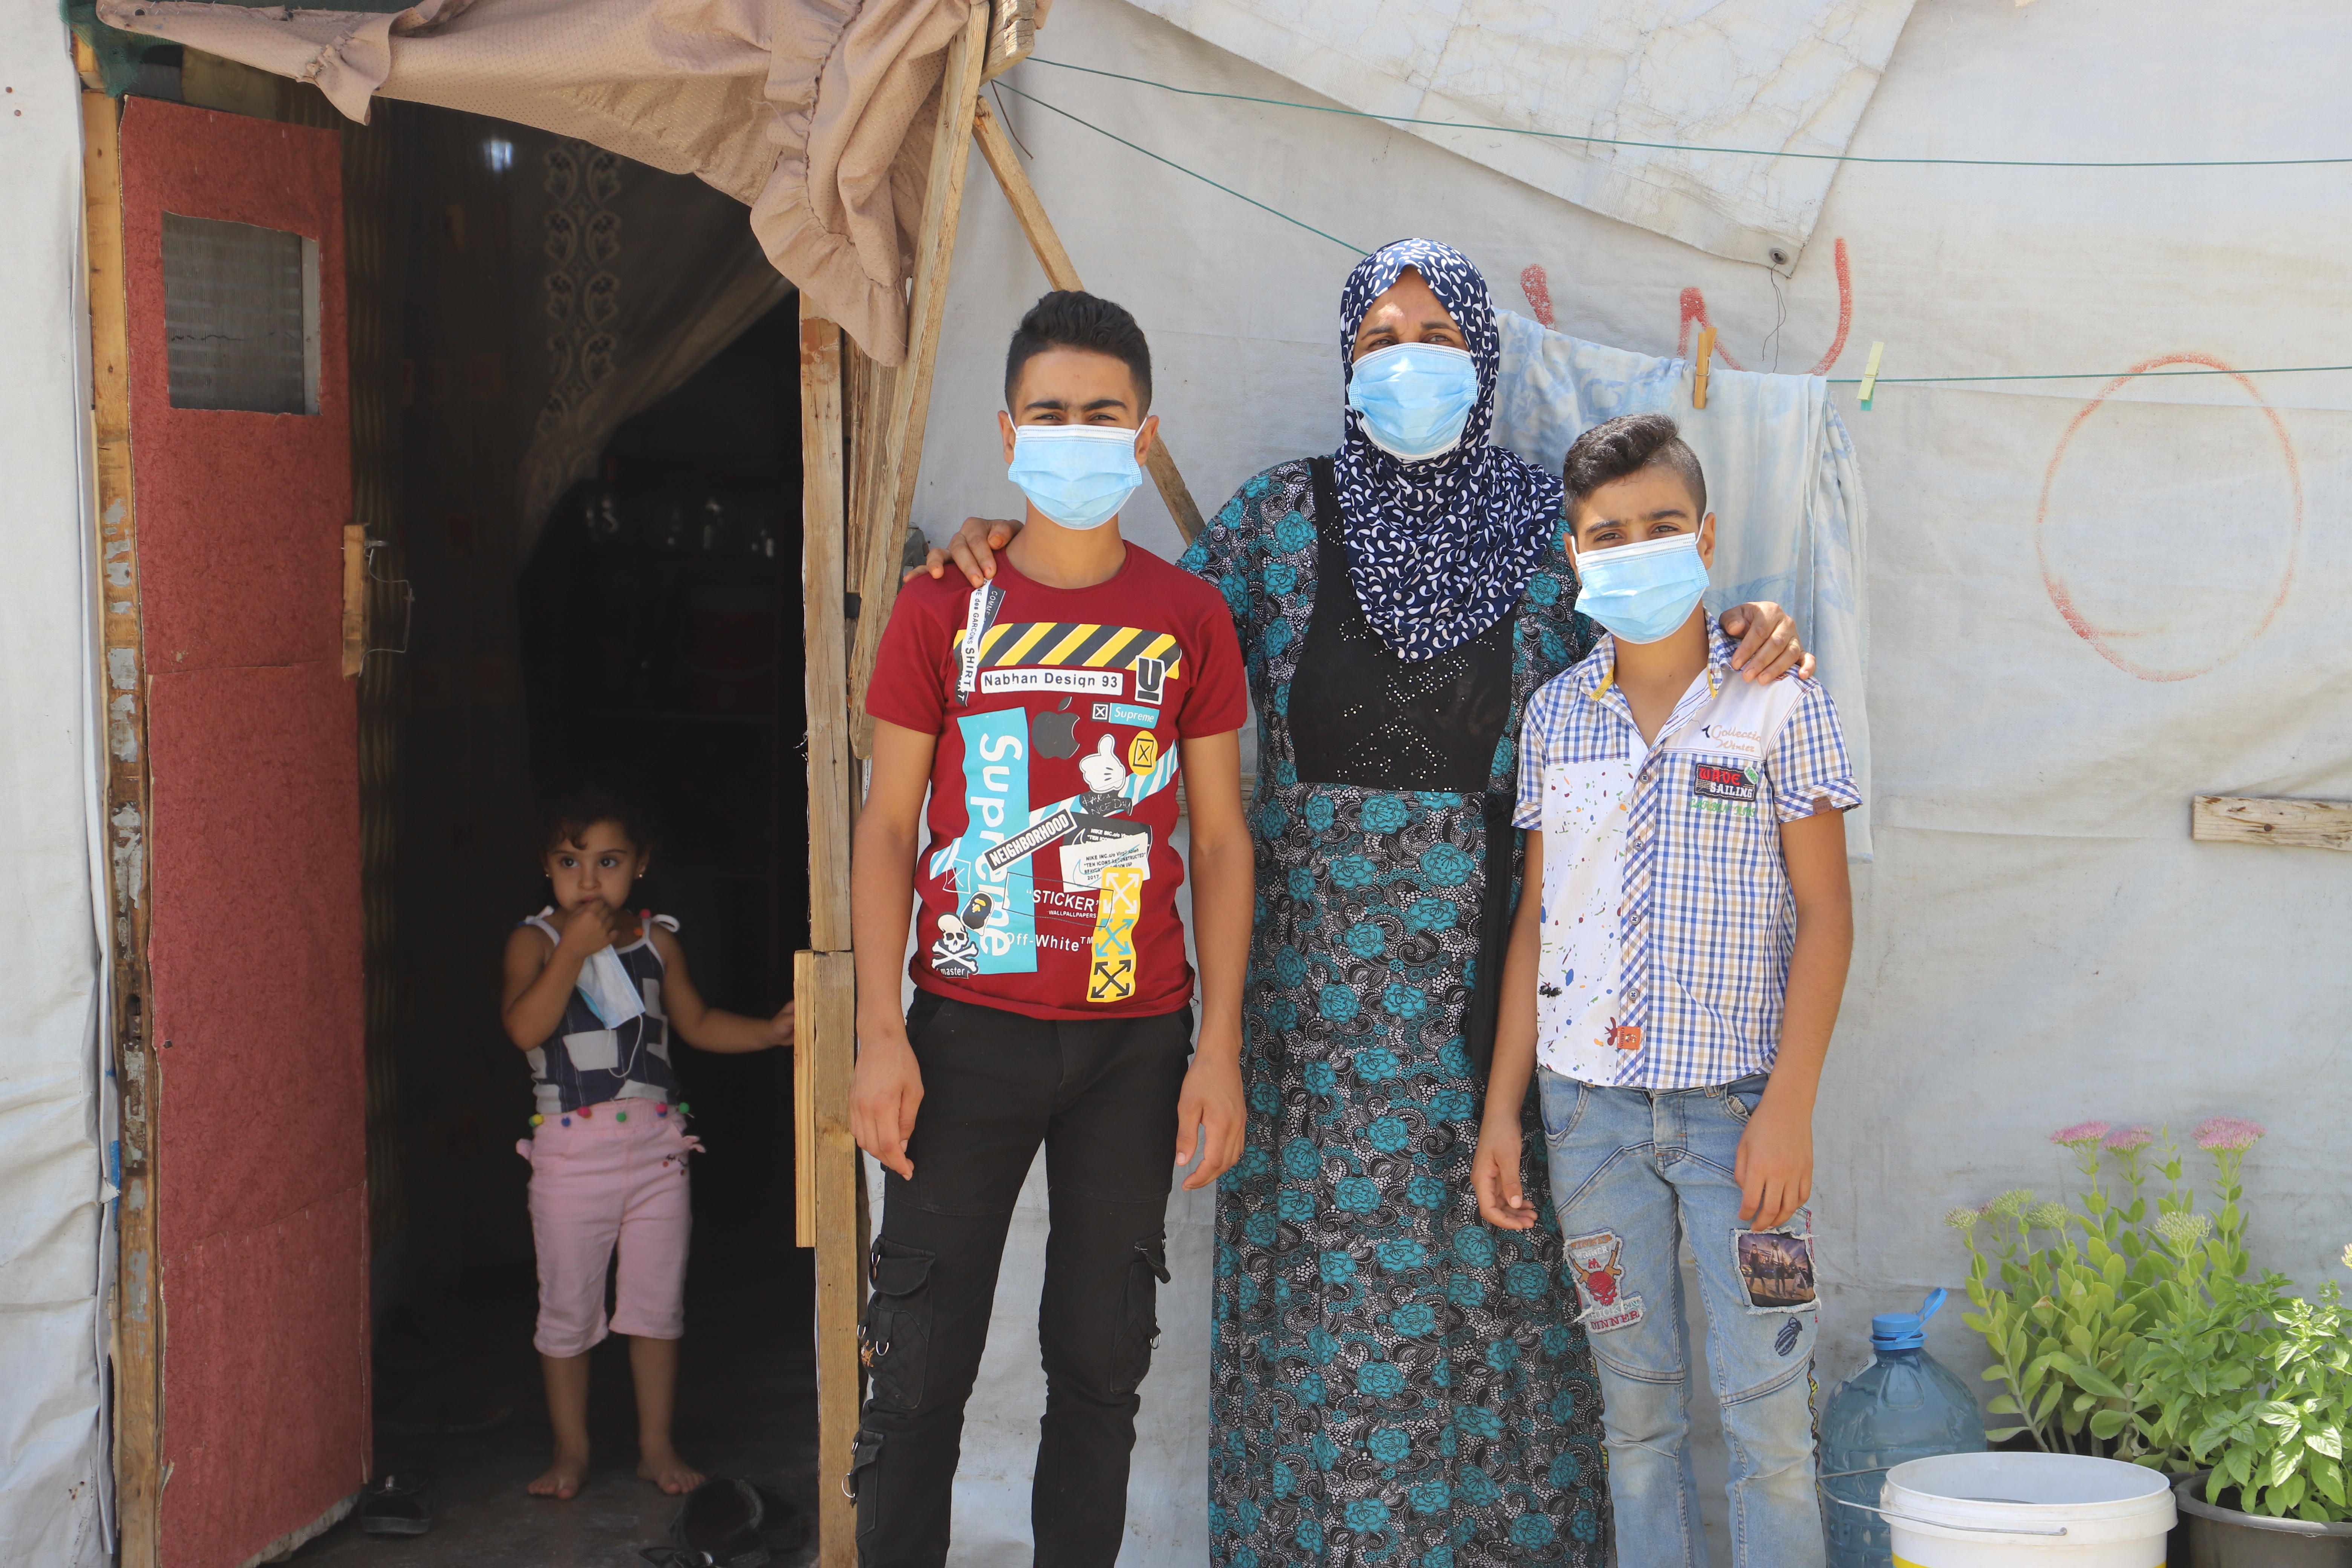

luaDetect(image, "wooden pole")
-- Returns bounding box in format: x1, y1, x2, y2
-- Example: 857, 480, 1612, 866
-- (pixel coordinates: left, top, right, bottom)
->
798, 15, 993, 1554
971, 96, 1210, 543
846, 2, 993, 754
801, 304, 854, 958
84, 88, 163, 1568
804, 949, 860, 1563
981, 0, 1037, 81
796, 293, 865, 1565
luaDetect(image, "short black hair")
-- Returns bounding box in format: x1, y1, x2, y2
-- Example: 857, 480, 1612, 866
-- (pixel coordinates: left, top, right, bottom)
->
536, 782, 654, 856
1561, 413, 1707, 528
1003, 290, 1152, 414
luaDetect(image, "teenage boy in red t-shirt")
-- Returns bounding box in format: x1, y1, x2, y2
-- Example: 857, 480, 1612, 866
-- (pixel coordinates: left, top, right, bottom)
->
848, 291, 1251, 1567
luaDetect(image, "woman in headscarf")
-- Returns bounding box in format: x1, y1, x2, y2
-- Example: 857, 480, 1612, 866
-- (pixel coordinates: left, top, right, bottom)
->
926, 240, 1808, 1563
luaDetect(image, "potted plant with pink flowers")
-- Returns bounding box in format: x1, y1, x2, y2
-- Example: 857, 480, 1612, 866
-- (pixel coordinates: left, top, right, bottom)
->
1948, 1116, 2352, 1565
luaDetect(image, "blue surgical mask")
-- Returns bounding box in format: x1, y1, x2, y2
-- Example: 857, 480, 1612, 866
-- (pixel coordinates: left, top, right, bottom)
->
1574, 533, 1710, 645
1007, 424, 1143, 531
1346, 342, 1479, 460
576, 945, 646, 1026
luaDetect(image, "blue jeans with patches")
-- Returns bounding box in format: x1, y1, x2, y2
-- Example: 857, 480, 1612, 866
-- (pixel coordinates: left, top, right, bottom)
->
1536, 1069, 1822, 1568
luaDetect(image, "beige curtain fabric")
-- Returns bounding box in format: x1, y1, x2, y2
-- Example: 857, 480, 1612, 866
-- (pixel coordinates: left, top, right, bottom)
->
97, 0, 980, 364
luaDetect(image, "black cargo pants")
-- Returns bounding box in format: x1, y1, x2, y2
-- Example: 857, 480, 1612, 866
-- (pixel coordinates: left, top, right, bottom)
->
848, 993, 1193, 1568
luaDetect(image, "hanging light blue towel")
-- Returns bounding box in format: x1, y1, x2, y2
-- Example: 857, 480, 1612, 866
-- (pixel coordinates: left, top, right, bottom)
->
1491, 311, 1873, 860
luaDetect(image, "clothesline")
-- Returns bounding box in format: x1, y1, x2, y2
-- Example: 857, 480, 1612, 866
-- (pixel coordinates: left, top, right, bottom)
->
1830, 364, 2352, 386
1028, 58, 2352, 170
994, 83, 2352, 394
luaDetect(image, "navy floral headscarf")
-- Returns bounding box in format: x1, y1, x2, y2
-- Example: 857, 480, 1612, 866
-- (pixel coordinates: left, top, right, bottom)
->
1334, 238, 1565, 662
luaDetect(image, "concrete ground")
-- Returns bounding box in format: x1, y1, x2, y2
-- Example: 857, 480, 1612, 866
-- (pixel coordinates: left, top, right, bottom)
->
293, 1251, 817, 1568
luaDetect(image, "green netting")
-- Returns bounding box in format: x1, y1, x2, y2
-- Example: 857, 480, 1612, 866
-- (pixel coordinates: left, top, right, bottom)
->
63, 0, 172, 96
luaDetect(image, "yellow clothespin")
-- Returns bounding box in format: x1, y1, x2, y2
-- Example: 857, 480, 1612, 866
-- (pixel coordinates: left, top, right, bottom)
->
1692, 326, 1716, 410
1857, 340, 1885, 411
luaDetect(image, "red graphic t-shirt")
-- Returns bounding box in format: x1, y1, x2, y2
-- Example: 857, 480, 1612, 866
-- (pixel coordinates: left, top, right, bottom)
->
865, 545, 1247, 1020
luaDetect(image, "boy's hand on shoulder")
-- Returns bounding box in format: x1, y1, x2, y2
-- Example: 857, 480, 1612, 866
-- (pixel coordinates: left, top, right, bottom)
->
1175, 1027, 1245, 1192
1472, 1113, 1537, 1231
851, 1029, 924, 1181
1734, 1096, 1813, 1230
906, 517, 1021, 587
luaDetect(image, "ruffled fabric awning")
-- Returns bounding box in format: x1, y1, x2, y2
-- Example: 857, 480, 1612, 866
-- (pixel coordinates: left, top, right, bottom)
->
96, 0, 1027, 364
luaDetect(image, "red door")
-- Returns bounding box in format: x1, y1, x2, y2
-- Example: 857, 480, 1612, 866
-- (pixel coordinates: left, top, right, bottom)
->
119, 98, 368, 1567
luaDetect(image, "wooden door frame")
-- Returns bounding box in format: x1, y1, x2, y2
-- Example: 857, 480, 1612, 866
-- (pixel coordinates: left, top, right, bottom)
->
82, 86, 166, 1568
86, 81, 379, 1568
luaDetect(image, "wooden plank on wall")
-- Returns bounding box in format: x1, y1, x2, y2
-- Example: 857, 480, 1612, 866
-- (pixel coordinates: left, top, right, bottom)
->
2191, 795, 2352, 853
971, 97, 1209, 543
340, 524, 367, 677
84, 88, 163, 1568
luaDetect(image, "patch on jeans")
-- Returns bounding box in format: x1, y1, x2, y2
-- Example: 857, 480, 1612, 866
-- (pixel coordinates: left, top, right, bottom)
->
1564, 1231, 1645, 1333
1775, 1317, 1802, 1357
1733, 1228, 1818, 1311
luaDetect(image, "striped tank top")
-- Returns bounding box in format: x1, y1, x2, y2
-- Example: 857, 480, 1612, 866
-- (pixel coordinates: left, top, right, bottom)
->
521, 908, 680, 1115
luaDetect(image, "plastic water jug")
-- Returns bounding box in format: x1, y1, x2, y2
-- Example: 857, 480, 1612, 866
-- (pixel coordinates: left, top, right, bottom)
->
1819, 1289, 1987, 1568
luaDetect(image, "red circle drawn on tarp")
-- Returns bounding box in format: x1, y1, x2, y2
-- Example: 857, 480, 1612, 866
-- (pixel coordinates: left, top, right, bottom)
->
2035, 353, 2302, 682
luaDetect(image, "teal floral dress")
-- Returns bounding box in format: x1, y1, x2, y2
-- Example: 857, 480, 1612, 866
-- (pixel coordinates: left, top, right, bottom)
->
1179, 459, 1610, 1567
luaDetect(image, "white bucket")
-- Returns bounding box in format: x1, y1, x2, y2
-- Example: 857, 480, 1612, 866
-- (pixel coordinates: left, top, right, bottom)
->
1882, 1452, 2176, 1568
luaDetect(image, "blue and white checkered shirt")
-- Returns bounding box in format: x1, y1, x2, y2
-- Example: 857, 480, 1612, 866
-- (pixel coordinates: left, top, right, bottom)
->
1513, 618, 1857, 1090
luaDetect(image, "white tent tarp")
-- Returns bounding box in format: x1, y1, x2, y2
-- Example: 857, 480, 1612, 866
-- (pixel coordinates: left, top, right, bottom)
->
1128, 0, 1920, 268
903, 0, 2352, 1560
0, 16, 115, 1566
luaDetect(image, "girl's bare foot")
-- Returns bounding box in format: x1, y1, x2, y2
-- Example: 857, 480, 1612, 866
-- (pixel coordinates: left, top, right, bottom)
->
528, 1447, 590, 1500
637, 1445, 705, 1496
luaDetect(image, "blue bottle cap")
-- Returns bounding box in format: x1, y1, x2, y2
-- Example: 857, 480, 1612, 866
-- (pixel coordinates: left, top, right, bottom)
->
1871, 1287, 1946, 1350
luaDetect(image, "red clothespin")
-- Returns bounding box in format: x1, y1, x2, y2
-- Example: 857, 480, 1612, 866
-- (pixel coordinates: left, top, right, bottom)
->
1693, 326, 1717, 410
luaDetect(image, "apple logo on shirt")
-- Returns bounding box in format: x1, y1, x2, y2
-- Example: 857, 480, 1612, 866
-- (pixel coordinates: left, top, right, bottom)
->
1032, 695, 1080, 759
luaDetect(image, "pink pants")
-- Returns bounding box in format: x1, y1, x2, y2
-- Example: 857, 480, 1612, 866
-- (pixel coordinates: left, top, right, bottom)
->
520, 1103, 698, 1357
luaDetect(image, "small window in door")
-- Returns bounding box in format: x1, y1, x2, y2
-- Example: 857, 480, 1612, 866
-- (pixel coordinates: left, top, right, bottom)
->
161, 212, 320, 415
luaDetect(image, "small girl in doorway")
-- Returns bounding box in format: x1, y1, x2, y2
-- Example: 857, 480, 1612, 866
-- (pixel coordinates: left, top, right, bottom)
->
500, 787, 794, 1501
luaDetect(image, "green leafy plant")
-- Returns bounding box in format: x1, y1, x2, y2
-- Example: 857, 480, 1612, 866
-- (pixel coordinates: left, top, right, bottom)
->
1948, 1119, 2263, 1462
2188, 1276, 2352, 1522
1949, 1118, 2352, 1524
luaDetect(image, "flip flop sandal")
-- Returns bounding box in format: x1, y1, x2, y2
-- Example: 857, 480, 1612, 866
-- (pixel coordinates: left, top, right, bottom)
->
659, 1478, 770, 1568
357, 1472, 436, 1537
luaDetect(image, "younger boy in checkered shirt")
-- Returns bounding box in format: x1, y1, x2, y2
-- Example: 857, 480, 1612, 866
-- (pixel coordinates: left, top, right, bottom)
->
1472, 413, 1857, 1568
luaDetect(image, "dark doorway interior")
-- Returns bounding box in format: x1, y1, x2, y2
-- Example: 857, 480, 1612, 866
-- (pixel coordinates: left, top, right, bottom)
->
279, 99, 815, 1563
